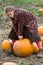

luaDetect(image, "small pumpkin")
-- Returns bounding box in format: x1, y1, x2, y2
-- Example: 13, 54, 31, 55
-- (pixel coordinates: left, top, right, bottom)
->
13, 38, 33, 57
38, 26, 43, 35
41, 36, 43, 42
2, 39, 11, 51
40, 37, 43, 46
39, 9, 43, 13
2, 62, 17, 65
32, 42, 39, 53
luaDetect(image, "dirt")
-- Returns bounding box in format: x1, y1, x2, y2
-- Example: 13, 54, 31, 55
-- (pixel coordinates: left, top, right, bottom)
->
0, 17, 43, 65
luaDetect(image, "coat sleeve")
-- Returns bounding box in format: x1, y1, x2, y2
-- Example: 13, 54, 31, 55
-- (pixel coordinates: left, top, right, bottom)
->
17, 13, 25, 36
33, 19, 41, 41
28, 18, 41, 41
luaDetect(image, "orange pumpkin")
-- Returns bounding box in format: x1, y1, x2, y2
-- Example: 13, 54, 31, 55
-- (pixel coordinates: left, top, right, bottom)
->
32, 42, 39, 53
2, 40, 11, 51
38, 26, 43, 35
41, 36, 43, 42
39, 9, 43, 13
13, 39, 33, 57
2, 62, 17, 65
40, 37, 43, 46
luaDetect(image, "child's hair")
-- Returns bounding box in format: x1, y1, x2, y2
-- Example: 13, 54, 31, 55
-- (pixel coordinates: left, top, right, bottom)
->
4, 5, 14, 13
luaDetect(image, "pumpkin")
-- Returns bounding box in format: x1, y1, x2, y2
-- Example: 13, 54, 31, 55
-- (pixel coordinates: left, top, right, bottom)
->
38, 26, 43, 35
13, 39, 33, 57
2, 40, 11, 51
39, 9, 43, 12
41, 36, 43, 46
41, 36, 43, 42
2, 62, 17, 65
32, 42, 39, 53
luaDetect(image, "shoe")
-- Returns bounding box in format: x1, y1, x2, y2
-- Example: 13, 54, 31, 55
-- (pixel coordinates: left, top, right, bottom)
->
37, 50, 43, 58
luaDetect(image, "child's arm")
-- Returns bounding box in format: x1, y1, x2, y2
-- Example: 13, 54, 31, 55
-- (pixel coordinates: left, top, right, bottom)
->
9, 39, 15, 44
9, 39, 13, 44
18, 13, 25, 39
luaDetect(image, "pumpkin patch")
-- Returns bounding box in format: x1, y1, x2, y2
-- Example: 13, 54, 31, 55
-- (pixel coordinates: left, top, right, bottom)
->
2, 38, 41, 56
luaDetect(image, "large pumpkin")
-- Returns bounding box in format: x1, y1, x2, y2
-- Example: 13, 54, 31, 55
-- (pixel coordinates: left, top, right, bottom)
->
32, 42, 39, 53
2, 40, 11, 51
13, 39, 33, 57
2, 62, 17, 65
38, 26, 43, 35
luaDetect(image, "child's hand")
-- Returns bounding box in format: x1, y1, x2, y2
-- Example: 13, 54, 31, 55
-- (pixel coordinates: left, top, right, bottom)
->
32, 42, 38, 47
18, 36, 23, 40
9, 39, 13, 45
9, 39, 15, 45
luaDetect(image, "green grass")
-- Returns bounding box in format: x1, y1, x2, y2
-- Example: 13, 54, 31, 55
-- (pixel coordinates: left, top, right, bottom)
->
21, 60, 29, 65
0, 0, 43, 16
13, 0, 43, 16
8, 0, 43, 7
0, 9, 3, 15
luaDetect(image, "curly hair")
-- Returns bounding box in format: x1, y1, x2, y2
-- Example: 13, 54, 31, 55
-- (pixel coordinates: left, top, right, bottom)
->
4, 5, 14, 13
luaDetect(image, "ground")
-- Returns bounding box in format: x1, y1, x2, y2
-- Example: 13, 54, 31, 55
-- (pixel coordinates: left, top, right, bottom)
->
0, 17, 43, 65
0, 0, 43, 65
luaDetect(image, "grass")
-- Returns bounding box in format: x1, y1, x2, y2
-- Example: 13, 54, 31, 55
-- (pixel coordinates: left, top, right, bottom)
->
21, 60, 29, 65
0, 9, 3, 15
11, 0, 43, 16
0, 0, 43, 16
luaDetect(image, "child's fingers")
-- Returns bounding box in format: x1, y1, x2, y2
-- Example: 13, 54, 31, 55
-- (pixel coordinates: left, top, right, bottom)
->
9, 39, 13, 44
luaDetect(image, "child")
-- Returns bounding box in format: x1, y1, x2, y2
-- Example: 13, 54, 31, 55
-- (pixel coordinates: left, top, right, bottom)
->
5, 6, 42, 53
